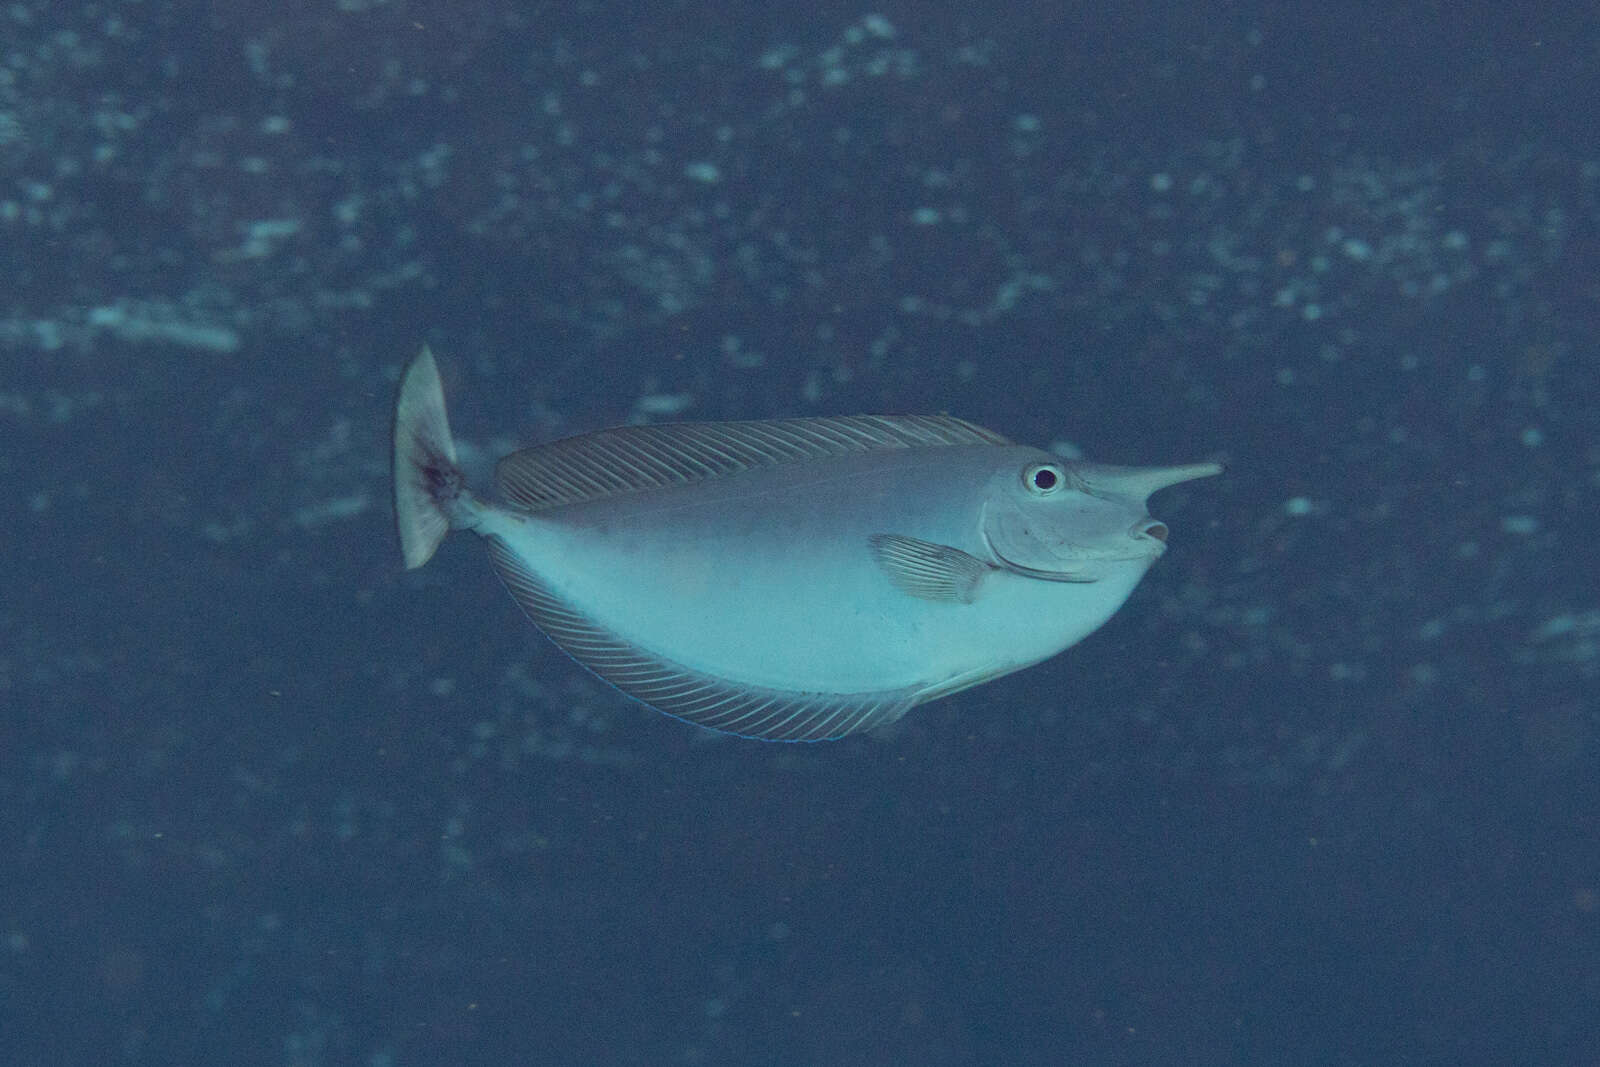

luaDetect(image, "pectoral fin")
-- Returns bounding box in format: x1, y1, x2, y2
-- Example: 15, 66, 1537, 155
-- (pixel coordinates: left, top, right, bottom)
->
869, 534, 993, 604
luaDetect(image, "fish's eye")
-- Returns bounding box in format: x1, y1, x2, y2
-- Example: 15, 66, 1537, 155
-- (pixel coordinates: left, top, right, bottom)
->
1023, 462, 1066, 496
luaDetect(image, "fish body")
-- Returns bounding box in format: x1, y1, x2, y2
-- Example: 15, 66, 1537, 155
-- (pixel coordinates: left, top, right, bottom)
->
394, 347, 1219, 741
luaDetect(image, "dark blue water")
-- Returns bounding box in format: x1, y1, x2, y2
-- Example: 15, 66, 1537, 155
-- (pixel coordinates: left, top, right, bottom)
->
3, 2, 1597, 1063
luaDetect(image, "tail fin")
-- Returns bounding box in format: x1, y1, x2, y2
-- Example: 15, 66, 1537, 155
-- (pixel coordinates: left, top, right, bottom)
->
393, 346, 462, 569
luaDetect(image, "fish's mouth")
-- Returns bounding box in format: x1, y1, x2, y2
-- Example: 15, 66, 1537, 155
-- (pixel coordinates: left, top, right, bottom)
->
987, 520, 1170, 582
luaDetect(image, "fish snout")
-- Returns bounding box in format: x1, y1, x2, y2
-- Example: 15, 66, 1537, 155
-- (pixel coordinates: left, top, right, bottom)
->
1136, 518, 1170, 545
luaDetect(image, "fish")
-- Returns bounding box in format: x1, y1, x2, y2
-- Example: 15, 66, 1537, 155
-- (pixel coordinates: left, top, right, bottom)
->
393, 346, 1220, 742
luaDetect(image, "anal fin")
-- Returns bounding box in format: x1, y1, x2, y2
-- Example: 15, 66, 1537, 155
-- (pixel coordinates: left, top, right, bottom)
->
485, 537, 919, 742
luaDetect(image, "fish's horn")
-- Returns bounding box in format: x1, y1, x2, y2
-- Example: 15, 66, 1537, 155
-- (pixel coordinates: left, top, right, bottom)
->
1081, 462, 1223, 500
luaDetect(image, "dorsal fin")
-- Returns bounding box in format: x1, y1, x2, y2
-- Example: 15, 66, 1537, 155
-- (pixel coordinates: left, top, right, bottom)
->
495, 414, 1011, 511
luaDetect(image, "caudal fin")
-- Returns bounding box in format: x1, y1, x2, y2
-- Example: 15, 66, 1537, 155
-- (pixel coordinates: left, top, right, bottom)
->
393, 345, 462, 569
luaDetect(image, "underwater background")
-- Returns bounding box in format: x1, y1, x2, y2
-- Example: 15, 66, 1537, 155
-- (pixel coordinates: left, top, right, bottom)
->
3, 2, 1597, 1063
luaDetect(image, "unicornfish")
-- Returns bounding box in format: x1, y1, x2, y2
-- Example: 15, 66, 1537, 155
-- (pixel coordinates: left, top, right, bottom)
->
393, 347, 1220, 742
